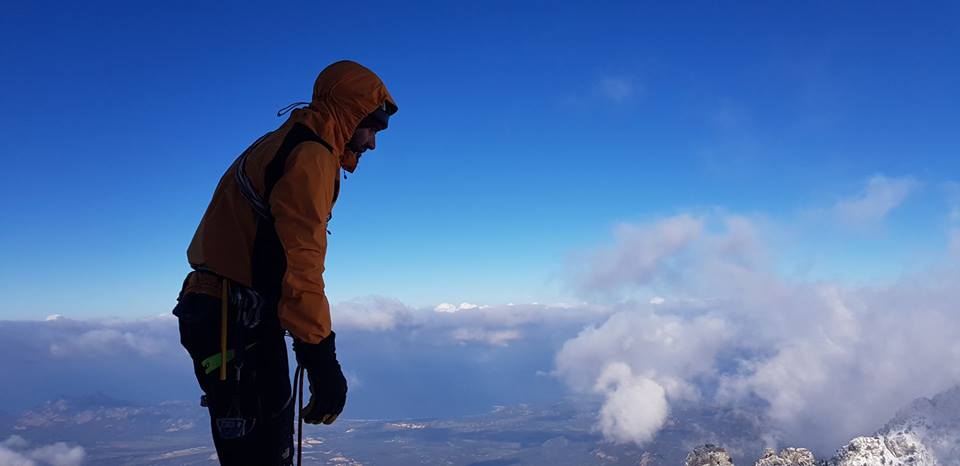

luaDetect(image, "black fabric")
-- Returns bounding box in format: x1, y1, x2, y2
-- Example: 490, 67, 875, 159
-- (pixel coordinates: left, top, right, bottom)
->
250, 123, 333, 304
176, 125, 336, 464
173, 291, 293, 466
292, 330, 338, 366
293, 332, 348, 424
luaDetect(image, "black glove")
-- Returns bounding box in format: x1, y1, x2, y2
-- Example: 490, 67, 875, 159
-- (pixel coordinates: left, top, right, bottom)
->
293, 331, 347, 425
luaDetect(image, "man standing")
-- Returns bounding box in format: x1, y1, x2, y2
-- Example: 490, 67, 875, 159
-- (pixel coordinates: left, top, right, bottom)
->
173, 61, 398, 465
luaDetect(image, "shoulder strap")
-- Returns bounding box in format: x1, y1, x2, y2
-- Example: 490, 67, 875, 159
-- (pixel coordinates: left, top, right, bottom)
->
233, 124, 333, 220
247, 124, 334, 303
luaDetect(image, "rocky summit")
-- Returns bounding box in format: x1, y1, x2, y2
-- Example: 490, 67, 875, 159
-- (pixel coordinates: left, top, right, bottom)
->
686, 434, 936, 466
685, 444, 736, 466
827, 433, 934, 466
754, 447, 819, 466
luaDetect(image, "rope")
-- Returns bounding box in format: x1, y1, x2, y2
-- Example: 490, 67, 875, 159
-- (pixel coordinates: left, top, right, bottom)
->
294, 364, 305, 466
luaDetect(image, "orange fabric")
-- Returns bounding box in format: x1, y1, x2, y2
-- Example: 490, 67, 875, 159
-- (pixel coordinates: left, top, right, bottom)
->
186, 60, 396, 344
302, 60, 397, 173
271, 142, 338, 342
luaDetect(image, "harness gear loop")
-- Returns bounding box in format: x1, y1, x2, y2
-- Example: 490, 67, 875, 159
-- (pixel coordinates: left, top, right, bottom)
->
219, 278, 229, 381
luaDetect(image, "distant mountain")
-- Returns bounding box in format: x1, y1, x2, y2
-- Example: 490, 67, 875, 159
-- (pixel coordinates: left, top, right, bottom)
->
829, 384, 960, 465
685, 385, 960, 466
827, 432, 933, 466
10, 393, 204, 441
878, 385, 960, 465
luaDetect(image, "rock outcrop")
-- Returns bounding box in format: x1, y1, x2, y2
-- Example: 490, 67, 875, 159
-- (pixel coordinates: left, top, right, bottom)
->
827, 432, 935, 466
754, 447, 819, 466
686, 437, 934, 466
685, 444, 735, 466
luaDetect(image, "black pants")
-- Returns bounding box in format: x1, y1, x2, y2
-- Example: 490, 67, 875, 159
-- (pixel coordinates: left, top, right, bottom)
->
173, 291, 294, 466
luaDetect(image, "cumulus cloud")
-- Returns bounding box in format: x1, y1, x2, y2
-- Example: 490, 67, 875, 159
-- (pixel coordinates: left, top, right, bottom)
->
558, 212, 960, 453
0, 436, 85, 466
555, 309, 731, 398
593, 363, 669, 445
833, 175, 919, 225
573, 214, 704, 292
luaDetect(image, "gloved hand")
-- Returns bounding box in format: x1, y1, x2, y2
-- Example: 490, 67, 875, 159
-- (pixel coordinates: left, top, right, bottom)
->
293, 331, 347, 425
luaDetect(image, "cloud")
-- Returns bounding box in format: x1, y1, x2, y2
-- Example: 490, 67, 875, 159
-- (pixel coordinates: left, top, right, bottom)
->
558, 212, 960, 453
573, 214, 704, 292
597, 77, 636, 102
0, 436, 85, 466
33, 315, 181, 359
0, 448, 34, 466
0, 316, 194, 412
555, 309, 732, 398
434, 302, 485, 313
593, 363, 669, 445
451, 328, 521, 346
833, 175, 919, 224
1, 436, 30, 450
0, 299, 610, 419
334, 296, 415, 331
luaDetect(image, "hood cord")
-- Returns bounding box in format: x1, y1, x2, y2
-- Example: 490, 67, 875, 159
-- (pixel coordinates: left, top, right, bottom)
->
277, 101, 310, 117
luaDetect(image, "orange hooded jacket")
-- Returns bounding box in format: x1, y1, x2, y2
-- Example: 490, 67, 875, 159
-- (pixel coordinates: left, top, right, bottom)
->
186, 61, 397, 344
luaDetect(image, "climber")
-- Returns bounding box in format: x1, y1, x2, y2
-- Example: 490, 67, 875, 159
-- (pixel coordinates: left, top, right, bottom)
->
172, 60, 397, 465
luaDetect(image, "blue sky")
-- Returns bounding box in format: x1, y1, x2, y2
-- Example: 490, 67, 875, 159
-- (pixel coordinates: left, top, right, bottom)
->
1, 1, 958, 319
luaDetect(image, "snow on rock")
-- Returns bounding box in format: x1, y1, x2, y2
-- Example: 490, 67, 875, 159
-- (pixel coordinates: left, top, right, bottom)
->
685, 444, 735, 466
827, 432, 934, 466
754, 447, 819, 466
679, 383, 960, 466
880, 385, 960, 465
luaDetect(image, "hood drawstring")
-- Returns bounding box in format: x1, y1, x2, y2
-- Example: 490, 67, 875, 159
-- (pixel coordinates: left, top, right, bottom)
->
276, 101, 310, 117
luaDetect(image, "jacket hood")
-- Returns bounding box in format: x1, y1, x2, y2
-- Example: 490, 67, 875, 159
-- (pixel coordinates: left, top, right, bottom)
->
290, 60, 397, 173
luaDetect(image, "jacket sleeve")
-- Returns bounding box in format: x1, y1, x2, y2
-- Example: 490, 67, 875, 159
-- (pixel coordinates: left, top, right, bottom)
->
269, 141, 339, 344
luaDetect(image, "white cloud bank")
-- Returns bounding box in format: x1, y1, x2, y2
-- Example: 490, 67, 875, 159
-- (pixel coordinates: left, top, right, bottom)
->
558, 210, 960, 453
0, 436, 85, 466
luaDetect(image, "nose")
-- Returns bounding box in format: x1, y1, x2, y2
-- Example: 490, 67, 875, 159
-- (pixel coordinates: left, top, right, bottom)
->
368, 134, 376, 151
